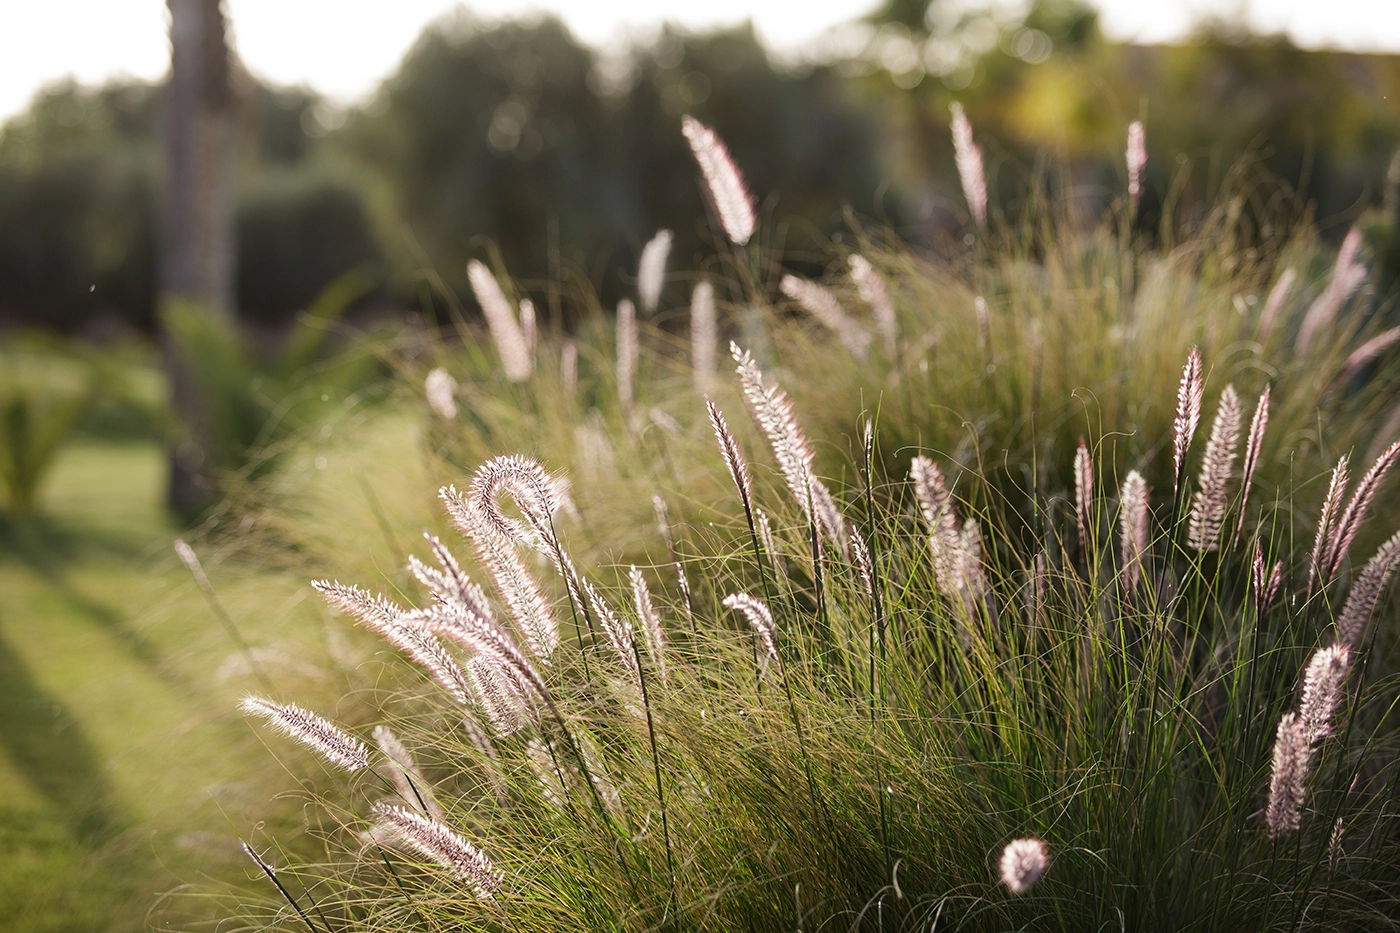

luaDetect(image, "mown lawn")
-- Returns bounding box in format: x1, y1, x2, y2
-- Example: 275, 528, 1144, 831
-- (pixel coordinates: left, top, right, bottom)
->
0, 439, 337, 931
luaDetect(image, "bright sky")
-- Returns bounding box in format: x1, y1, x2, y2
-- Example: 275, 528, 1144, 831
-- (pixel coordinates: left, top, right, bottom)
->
3, 0, 1400, 122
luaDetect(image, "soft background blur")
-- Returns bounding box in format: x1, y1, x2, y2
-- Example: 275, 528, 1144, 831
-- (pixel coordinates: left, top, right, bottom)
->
1, 1, 1398, 930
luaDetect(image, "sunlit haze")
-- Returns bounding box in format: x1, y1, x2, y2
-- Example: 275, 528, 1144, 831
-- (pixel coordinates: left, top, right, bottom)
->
3, 0, 1400, 122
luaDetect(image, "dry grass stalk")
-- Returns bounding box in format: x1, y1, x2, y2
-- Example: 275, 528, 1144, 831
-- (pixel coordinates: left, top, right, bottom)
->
561, 340, 578, 397
1342, 326, 1400, 380
1309, 457, 1351, 594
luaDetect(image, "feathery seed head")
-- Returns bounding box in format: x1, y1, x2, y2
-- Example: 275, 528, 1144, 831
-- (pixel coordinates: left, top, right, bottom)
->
519, 298, 536, 357
1335, 528, 1400, 648
313, 580, 403, 637
1120, 471, 1150, 593
723, 592, 779, 664
682, 116, 756, 245
467, 655, 530, 736
373, 725, 444, 819
999, 838, 1049, 895
780, 274, 871, 360
239, 696, 370, 772
707, 398, 754, 511
1236, 386, 1270, 537
372, 803, 503, 898
849, 254, 896, 353
690, 280, 717, 390
1344, 326, 1400, 381
467, 260, 532, 382
1323, 440, 1400, 584
1309, 457, 1351, 593
637, 229, 672, 314
1258, 267, 1295, 340
425, 368, 459, 420
1074, 438, 1093, 553
1188, 384, 1242, 551
1299, 644, 1350, 742
616, 298, 638, 410
1172, 347, 1204, 493
949, 102, 987, 230
1126, 120, 1146, 207
1297, 228, 1367, 353
631, 565, 666, 685
1266, 712, 1310, 839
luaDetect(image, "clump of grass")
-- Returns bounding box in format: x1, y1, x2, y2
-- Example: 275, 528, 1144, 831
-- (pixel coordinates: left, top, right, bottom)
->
217, 117, 1400, 931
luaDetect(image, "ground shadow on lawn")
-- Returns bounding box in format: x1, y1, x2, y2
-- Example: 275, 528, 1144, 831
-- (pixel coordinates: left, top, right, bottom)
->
0, 627, 127, 841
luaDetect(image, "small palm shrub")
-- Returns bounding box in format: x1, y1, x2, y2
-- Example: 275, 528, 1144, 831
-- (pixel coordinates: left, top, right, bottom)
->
220, 118, 1400, 932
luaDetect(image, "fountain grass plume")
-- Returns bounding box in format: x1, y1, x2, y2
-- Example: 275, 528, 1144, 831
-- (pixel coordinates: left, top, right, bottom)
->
1335, 529, 1400, 648
848, 254, 896, 353
1266, 712, 1310, 840
1297, 228, 1367, 354
1172, 346, 1204, 495
1309, 457, 1351, 594
467, 260, 532, 382
732, 343, 847, 556
425, 368, 458, 420
371, 803, 503, 898
616, 298, 638, 411
1126, 121, 1146, 209
638, 229, 672, 314
1074, 438, 1093, 558
779, 274, 871, 361
373, 725, 445, 820
441, 484, 559, 663
999, 838, 1049, 895
631, 566, 667, 686
722, 593, 779, 666
1322, 440, 1400, 585
1257, 267, 1295, 341
1298, 645, 1350, 743
1188, 384, 1241, 552
1236, 386, 1270, 537
681, 115, 756, 246
1120, 470, 1150, 593
949, 102, 987, 231
1342, 326, 1400, 380
690, 281, 717, 390
239, 696, 370, 772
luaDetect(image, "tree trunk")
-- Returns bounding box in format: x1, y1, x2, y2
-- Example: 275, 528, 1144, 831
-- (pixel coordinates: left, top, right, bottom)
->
161, 0, 237, 517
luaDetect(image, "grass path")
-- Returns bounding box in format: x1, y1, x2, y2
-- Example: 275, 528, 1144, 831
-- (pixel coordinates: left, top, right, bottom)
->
0, 441, 324, 931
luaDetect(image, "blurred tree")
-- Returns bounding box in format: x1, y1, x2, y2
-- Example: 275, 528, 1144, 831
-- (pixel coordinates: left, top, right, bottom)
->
335, 14, 886, 318
162, 0, 238, 515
